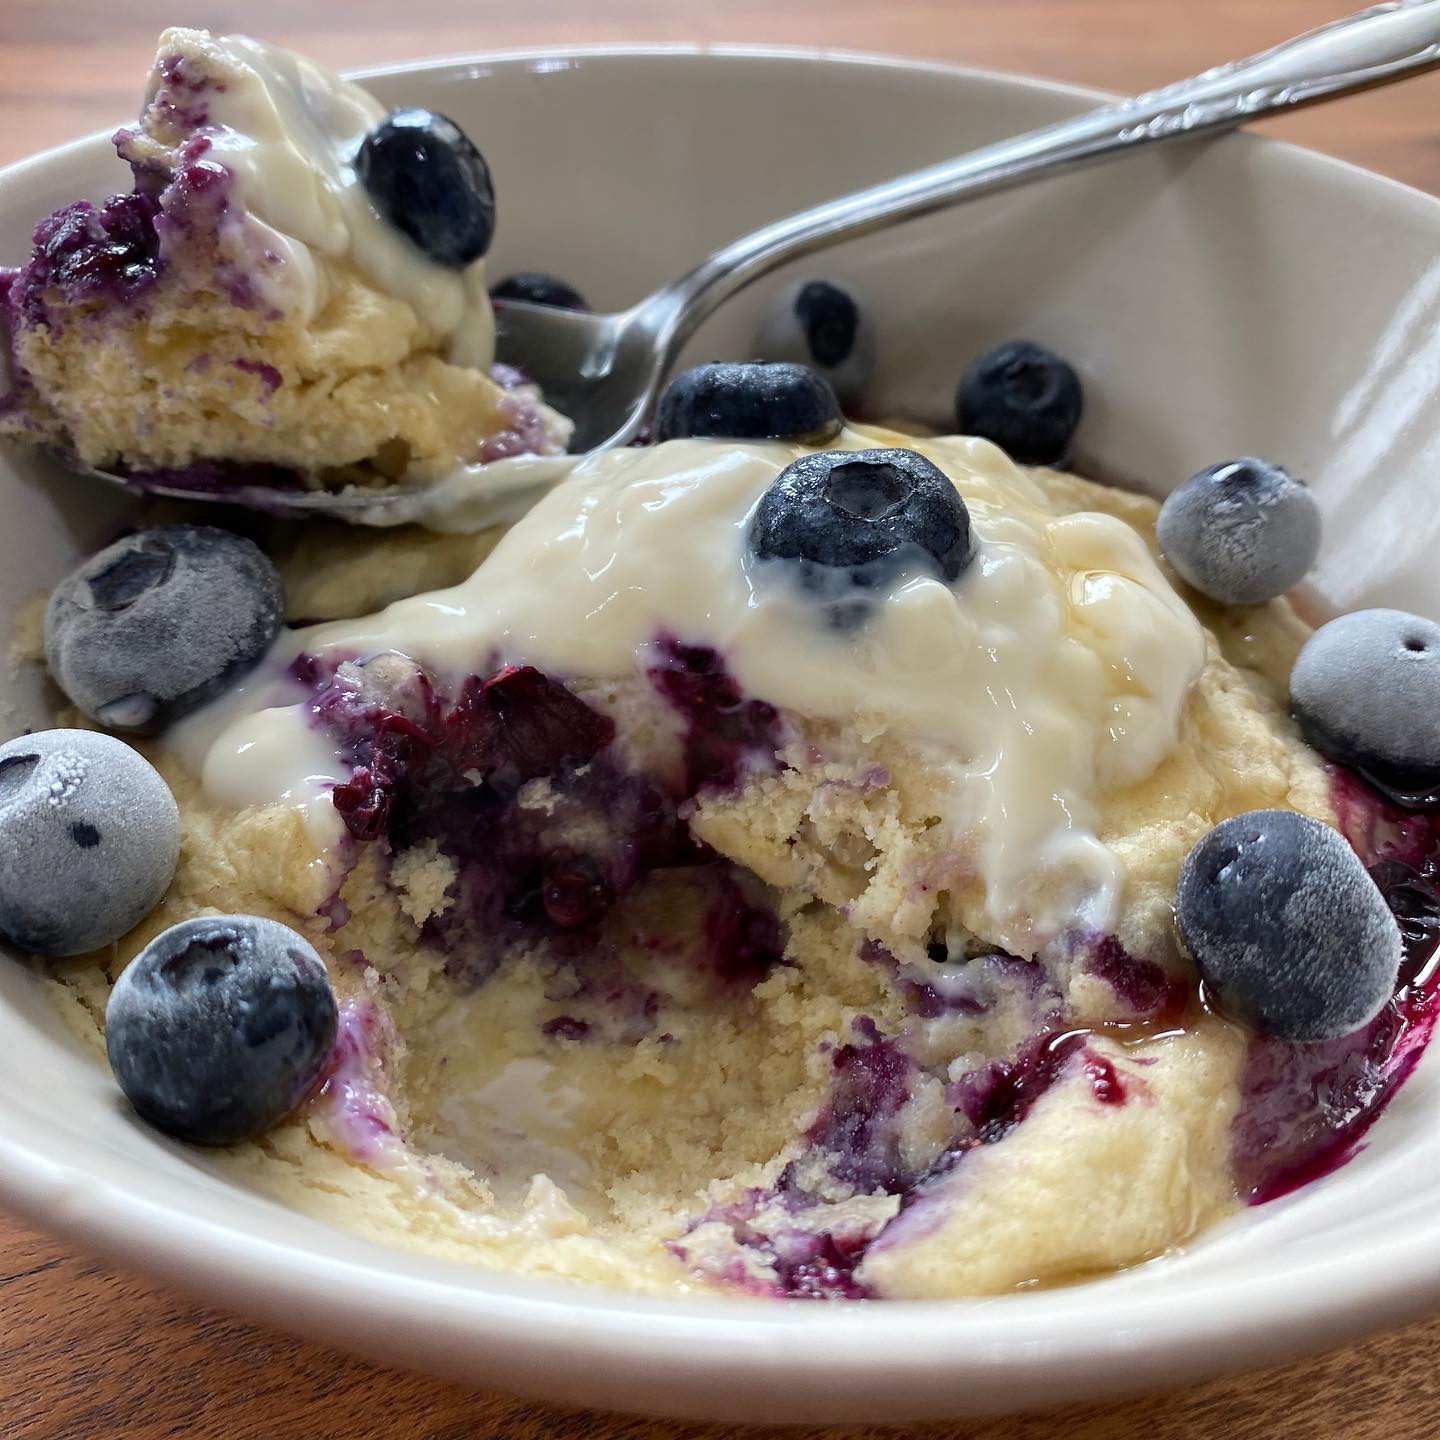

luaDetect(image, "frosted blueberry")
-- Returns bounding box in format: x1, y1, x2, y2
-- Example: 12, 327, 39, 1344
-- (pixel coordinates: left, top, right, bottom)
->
1291, 609, 1440, 799
45, 525, 284, 734
1157, 458, 1321, 605
1176, 809, 1401, 1042
106, 915, 338, 1145
0, 729, 179, 955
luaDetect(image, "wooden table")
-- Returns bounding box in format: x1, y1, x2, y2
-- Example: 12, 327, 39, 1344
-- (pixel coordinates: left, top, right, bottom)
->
2, 2, 1439, 1436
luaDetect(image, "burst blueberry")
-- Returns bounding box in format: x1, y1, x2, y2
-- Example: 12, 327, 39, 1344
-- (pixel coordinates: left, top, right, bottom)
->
45, 525, 284, 734
1158, 458, 1321, 605
356, 107, 496, 266
106, 914, 338, 1145
655, 362, 842, 444
748, 448, 974, 613
490, 272, 589, 311
1290, 609, 1440, 800
0, 729, 179, 956
954, 340, 1082, 466
1176, 809, 1401, 1042
755, 279, 875, 407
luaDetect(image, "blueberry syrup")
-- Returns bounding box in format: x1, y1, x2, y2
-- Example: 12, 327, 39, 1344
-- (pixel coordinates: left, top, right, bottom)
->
1232, 766, 1440, 1203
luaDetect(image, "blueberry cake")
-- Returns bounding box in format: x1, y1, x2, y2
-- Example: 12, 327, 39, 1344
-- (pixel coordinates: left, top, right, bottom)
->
4, 65, 1437, 1297
0, 29, 569, 493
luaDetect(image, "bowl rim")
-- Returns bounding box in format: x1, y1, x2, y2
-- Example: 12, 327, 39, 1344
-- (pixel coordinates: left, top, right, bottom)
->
2, 40, 1438, 1419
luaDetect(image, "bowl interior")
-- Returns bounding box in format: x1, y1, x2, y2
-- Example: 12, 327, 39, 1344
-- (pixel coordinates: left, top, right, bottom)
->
0, 46, 1438, 1423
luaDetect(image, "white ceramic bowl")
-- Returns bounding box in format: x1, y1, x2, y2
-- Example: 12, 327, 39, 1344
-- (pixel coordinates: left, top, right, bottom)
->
2, 46, 1440, 1425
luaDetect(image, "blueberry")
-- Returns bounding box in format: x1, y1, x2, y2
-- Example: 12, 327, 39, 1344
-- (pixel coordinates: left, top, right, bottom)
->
1176, 810, 1401, 1042
655, 362, 842, 444
1158, 459, 1321, 606
954, 340, 1082, 466
748, 448, 974, 615
1291, 609, 1440, 801
490, 272, 588, 311
755, 279, 875, 407
0, 729, 179, 956
106, 915, 338, 1145
45, 525, 284, 734
356, 107, 495, 267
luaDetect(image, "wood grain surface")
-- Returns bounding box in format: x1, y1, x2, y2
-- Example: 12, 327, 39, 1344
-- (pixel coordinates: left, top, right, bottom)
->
3, 2, 1440, 1436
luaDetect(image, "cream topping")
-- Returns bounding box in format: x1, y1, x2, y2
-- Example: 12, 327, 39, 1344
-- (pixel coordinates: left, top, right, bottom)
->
169, 427, 1206, 945
150, 27, 495, 365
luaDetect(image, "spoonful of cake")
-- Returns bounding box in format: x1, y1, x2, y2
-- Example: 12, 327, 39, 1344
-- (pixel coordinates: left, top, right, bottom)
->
5, 5, 1440, 526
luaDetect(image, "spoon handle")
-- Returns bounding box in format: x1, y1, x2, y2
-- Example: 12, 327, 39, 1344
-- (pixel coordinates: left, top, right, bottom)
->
663, 0, 1440, 340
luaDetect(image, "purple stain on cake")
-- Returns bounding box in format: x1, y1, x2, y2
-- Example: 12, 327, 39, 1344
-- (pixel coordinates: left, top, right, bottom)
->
306, 655, 783, 1013
307, 996, 406, 1167
671, 1187, 879, 1300
1232, 767, 1440, 1203
233, 358, 283, 397
541, 1016, 590, 1042
1083, 934, 1191, 1025
150, 50, 215, 131
780, 1017, 918, 1201
646, 636, 785, 793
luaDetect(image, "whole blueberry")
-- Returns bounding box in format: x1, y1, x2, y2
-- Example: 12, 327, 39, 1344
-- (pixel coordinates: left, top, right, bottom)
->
1158, 458, 1321, 606
356, 107, 496, 267
1176, 809, 1401, 1042
755, 279, 875, 407
490, 272, 589, 311
1291, 609, 1440, 800
45, 525, 284, 734
954, 340, 1082, 466
655, 362, 842, 444
106, 915, 338, 1145
748, 448, 974, 612
0, 729, 179, 956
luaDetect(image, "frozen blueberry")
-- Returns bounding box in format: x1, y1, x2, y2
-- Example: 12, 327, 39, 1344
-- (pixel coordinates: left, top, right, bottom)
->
356, 107, 496, 266
490, 272, 588, 311
748, 448, 973, 617
45, 525, 284, 734
1176, 810, 1401, 1042
0, 729, 179, 956
106, 915, 338, 1146
1158, 459, 1321, 606
755, 279, 875, 407
955, 340, 1083, 466
1291, 609, 1440, 800
655, 362, 842, 444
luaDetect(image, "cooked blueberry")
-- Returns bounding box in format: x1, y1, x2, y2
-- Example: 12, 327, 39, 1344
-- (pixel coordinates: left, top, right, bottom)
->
1291, 609, 1440, 800
356, 107, 495, 267
0, 729, 178, 956
655, 362, 842, 444
954, 340, 1082, 466
755, 279, 875, 407
490, 272, 588, 311
1176, 809, 1401, 1042
1158, 458, 1321, 605
748, 448, 973, 612
106, 915, 338, 1145
45, 525, 284, 734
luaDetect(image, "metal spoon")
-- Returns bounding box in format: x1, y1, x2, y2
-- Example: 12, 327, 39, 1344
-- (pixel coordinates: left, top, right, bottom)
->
72, 0, 1440, 524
